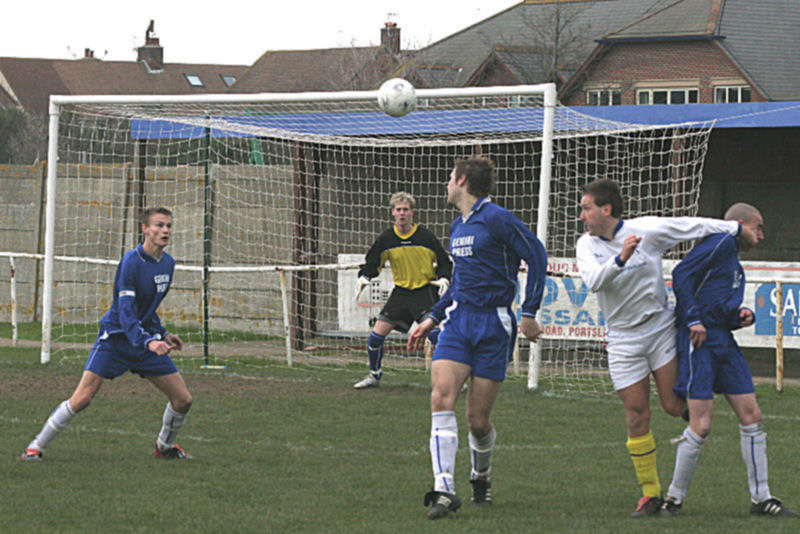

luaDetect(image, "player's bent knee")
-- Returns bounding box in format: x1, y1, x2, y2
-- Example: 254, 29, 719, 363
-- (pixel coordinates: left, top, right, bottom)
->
69, 395, 92, 412
466, 415, 491, 437
662, 398, 685, 417
171, 394, 193, 413
739, 408, 762, 427
430, 389, 446, 411
430, 387, 457, 412
695, 425, 711, 438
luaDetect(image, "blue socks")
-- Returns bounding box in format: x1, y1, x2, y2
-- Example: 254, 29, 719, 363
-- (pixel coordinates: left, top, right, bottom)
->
367, 331, 385, 379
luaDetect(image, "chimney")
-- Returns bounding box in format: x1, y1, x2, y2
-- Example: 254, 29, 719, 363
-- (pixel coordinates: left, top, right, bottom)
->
84, 48, 95, 59
381, 22, 400, 54
137, 19, 164, 71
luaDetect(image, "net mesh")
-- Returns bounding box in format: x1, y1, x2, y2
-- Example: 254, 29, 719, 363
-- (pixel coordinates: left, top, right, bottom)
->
44, 88, 712, 394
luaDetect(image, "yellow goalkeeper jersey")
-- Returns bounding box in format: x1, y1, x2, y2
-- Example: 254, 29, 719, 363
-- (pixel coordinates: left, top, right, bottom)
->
358, 224, 452, 290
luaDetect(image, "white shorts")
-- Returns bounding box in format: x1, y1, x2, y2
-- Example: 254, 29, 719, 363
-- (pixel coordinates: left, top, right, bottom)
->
606, 310, 677, 391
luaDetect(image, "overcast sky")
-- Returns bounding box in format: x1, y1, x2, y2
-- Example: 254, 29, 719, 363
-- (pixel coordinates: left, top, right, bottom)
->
4, 1, 520, 65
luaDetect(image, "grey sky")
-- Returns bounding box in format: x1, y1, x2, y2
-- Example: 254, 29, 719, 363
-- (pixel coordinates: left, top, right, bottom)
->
4, 0, 520, 65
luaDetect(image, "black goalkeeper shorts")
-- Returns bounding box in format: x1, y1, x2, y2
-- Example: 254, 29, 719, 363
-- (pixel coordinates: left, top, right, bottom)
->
377, 284, 438, 333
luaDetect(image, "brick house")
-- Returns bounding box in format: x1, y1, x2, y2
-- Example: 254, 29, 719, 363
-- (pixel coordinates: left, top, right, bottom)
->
407, 0, 681, 89
560, 0, 800, 106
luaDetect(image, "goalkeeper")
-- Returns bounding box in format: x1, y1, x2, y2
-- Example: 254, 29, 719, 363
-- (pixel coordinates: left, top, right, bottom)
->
20, 207, 194, 461
353, 191, 452, 389
576, 179, 757, 517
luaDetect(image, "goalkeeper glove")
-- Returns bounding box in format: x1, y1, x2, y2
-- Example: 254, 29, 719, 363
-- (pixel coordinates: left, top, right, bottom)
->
354, 276, 370, 300
430, 277, 450, 297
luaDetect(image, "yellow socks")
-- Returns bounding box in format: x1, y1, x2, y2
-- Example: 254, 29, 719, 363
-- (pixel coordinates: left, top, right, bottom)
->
627, 431, 661, 498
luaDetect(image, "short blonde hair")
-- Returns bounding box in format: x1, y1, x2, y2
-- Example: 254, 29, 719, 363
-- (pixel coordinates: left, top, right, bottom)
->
390, 191, 415, 209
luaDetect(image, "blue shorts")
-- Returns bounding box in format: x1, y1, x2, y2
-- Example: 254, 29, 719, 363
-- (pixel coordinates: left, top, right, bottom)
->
84, 331, 179, 379
674, 327, 754, 400
432, 302, 516, 381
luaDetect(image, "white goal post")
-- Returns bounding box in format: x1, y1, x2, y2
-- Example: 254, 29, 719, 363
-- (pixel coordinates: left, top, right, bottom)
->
40, 83, 713, 395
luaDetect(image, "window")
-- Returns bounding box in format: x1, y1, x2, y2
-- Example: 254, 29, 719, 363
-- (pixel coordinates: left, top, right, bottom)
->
636, 88, 698, 105
586, 89, 621, 106
508, 95, 540, 108
184, 74, 204, 87
221, 75, 236, 87
715, 85, 751, 103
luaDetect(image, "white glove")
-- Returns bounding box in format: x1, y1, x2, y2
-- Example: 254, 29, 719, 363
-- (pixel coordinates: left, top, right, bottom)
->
354, 276, 370, 301
430, 277, 450, 297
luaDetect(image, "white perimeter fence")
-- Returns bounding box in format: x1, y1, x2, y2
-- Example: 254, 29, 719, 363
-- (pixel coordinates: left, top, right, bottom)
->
2, 252, 798, 391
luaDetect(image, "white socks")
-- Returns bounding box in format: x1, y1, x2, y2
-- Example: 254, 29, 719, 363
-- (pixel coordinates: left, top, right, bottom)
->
28, 400, 76, 451
27, 400, 189, 454
668, 423, 772, 504
667, 426, 706, 502
156, 402, 188, 451
741, 423, 771, 503
430, 411, 458, 493
469, 426, 496, 480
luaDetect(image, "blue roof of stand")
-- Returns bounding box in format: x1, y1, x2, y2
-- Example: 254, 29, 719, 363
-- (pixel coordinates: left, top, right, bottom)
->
574, 101, 800, 129
131, 101, 800, 139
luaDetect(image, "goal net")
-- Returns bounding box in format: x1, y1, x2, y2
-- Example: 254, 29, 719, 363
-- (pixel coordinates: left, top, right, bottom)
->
41, 84, 713, 395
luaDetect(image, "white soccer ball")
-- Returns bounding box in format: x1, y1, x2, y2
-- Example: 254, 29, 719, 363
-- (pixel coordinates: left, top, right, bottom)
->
377, 78, 417, 117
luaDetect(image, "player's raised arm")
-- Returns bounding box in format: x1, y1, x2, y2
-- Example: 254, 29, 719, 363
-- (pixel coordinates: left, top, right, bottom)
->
645, 216, 739, 252
576, 237, 626, 292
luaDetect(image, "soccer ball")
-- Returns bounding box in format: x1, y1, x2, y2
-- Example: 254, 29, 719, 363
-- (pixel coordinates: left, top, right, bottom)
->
377, 78, 417, 117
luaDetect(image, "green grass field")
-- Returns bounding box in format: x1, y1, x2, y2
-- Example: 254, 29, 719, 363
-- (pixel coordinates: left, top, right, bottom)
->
2, 347, 799, 533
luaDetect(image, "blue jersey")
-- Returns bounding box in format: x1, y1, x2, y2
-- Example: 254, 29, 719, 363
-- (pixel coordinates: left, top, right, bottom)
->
429, 197, 547, 321
672, 233, 755, 399
100, 243, 174, 349
672, 233, 749, 331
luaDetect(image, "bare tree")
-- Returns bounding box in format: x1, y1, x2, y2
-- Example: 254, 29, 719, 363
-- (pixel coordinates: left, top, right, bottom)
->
481, 1, 595, 85
317, 42, 425, 92
0, 109, 47, 164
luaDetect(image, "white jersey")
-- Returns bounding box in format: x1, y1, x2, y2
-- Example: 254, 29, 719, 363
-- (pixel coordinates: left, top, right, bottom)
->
576, 217, 739, 334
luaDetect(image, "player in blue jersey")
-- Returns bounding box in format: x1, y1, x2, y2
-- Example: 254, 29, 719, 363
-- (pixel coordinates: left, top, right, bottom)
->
408, 157, 547, 519
661, 202, 796, 517
353, 192, 452, 389
20, 207, 194, 461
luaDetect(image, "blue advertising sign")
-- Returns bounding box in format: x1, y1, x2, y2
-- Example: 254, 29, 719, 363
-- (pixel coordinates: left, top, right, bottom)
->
754, 283, 800, 337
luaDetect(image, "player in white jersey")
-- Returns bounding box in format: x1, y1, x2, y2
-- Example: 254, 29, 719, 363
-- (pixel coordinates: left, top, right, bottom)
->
576, 179, 756, 518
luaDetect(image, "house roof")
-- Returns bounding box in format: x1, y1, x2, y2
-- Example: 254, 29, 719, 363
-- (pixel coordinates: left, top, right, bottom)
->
715, 0, 800, 101
494, 47, 553, 84
594, 0, 800, 100
411, 0, 678, 87
228, 47, 385, 93
0, 56, 249, 115
463, 46, 558, 86
404, 64, 463, 88
599, 0, 720, 41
